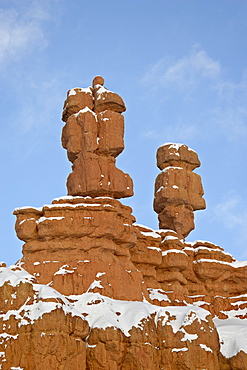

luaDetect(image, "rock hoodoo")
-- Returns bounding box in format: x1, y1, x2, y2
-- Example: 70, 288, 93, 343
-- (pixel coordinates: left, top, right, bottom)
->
1, 76, 247, 370
154, 143, 206, 239
61, 76, 133, 198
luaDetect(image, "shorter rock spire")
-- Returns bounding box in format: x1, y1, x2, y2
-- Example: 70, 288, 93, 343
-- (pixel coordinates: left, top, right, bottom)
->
153, 143, 206, 238
61, 76, 133, 198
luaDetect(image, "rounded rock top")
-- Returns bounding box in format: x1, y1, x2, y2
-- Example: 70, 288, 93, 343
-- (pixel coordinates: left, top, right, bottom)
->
156, 142, 200, 170
92, 76, 104, 87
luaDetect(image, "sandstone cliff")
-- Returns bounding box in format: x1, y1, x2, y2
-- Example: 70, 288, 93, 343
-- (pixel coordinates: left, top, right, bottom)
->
1, 76, 247, 370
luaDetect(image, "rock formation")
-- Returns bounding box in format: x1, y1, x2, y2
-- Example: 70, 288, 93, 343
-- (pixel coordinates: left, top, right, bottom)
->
61, 75, 133, 198
153, 143, 206, 239
1, 76, 247, 369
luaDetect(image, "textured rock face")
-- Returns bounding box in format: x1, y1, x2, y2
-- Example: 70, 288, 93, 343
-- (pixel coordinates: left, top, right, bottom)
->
154, 143, 206, 238
1, 265, 225, 370
62, 76, 133, 198
0, 265, 89, 370
1, 77, 247, 369
13, 196, 146, 301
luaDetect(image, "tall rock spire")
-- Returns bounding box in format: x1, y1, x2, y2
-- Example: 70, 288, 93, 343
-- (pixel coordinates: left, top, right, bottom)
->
153, 143, 206, 238
61, 76, 133, 198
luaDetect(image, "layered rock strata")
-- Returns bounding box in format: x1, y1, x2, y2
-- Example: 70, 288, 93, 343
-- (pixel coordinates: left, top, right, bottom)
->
13, 196, 146, 301
1, 265, 223, 370
1, 77, 247, 370
153, 143, 206, 239
13, 202, 247, 320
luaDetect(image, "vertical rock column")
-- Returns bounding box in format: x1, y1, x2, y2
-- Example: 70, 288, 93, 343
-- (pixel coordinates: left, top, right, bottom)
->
62, 76, 133, 198
153, 143, 206, 239
14, 77, 146, 302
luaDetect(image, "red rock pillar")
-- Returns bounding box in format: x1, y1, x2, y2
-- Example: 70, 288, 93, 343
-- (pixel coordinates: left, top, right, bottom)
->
153, 143, 206, 239
14, 77, 146, 302
61, 76, 133, 198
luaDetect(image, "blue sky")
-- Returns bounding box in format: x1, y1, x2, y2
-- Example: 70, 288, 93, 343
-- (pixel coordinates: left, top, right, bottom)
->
1, 0, 247, 265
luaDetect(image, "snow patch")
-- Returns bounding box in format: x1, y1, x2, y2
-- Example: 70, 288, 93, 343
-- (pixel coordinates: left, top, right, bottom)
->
2, 265, 246, 358
214, 318, 247, 358
54, 265, 74, 276
200, 343, 213, 353
95, 86, 112, 100
133, 223, 155, 230
162, 249, 187, 257
74, 106, 96, 117
193, 259, 247, 268
162, 166, 183, 172
37, 216, 65, 224
148, 288, 171, 302
147, 246, 161, 252
66, 293, 210, 338
0, 265, 36, 287
159, 142, 196, 153
172, 347, 188, 352
163, 235, 179, 241
68, 87, 92, 96
19, 218, 35, 225
140, 231, 161, 239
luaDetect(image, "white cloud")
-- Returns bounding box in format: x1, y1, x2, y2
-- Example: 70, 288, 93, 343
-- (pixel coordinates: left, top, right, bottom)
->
143, 45, 221, 93
214, 196, 246, 229
214, 193, 247, 259
0, 3, 49, 65
0, 1, 63, 135
142, 46, 247, 141
211, 70, 247, 139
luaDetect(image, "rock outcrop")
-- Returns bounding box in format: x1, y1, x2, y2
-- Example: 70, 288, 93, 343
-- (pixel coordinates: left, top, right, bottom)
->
13, 196, 144, 301
61, 76, 133, 198
153, 143, 206, 239
1, 76, 247, 369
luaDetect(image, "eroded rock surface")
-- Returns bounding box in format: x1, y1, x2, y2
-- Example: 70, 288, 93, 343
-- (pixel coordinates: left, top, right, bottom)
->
62, 76, 133, 198
154, 143, 206, 239
1, 77, 247, 369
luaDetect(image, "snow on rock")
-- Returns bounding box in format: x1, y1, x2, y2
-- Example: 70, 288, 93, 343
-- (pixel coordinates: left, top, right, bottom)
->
193, 258, 247, 268
199, 343, 213, 353
140, 230, 161, 239
147, 246, 162, 252
154, 143, 205, 239
159, 305, 210, 335
95, 85, 112, 100
163, 235, 179, 241
73, 106, 97, 117
160, 142, 196, 153
13, 206, 42, 213
1, 265, 214, 344
186, 240, 219, 247
147, 288, 171, 302
0, 266, 82, 326
67, 292, 211, 339
5, 78, 247, 369
52, 195, 88, 202
68, 87, 92, 96
172, 347, 188, 352
214, 318, 247, 358
161, 249, 187, 257
161, 166, 183, 172
0, 265, 36, 287
133, 223, 156, 231
36, 216, 65, 224
54, 265, 75, 276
